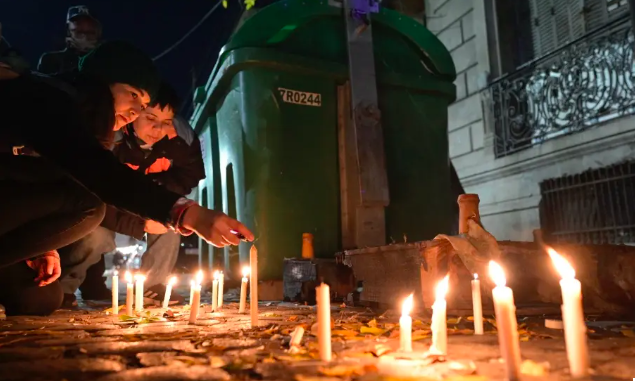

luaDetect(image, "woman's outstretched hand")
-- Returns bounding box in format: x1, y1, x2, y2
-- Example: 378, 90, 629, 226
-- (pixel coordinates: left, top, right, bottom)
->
181, 204, 254, 247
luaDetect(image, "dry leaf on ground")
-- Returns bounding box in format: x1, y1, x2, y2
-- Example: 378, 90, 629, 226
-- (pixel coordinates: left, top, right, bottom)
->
520, 359, 550, 376
361, 326, 385, 335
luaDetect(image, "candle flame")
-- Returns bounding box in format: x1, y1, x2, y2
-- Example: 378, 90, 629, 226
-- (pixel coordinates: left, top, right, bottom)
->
213, 270, 220, 280
489, 261, 506, 287
113, 270, 118, 277
195, 270, 203, 285
124, 271, 132, 283
547, 248, 575, 280
474, 273, 478, 280
401, 293, 414, 317
168, 276, 177, 286
190, 279, 195, 286
134, 274, 146, 282
435, 275, 449, 300
242, 266, 250, 277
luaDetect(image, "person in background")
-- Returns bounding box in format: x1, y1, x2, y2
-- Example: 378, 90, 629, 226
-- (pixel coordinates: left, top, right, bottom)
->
0, 41, 253, 316
37, 5, 102, 76
60, 82, 205, 307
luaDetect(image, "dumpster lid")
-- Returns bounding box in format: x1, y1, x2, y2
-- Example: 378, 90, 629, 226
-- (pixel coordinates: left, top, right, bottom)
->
219, 0, 456, 81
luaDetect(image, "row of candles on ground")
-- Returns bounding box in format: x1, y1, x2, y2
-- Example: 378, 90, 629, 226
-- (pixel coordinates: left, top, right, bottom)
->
315, 249, 589, 379
111, 271, 180, 316
111, 268, 253, 321
111, 246, 261, 326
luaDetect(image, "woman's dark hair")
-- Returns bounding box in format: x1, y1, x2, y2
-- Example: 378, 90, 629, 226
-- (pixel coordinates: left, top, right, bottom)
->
150, 82, 181, 113
74, 74, 116, 149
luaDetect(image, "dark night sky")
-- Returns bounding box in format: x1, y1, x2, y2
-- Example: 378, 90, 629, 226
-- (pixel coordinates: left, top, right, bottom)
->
0, 0, 244, 116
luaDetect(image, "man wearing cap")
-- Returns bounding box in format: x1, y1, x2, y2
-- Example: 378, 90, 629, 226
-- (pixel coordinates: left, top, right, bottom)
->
37, 5, 102, 76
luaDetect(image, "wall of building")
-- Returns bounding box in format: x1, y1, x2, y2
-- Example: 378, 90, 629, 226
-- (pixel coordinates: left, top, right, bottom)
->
426, 0, 635, 241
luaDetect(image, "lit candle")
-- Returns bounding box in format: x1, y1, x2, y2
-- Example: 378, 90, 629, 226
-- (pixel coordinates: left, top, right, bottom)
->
239, 266, 249, 314
431, 275, 449, 354
489, 261, 521, 380
125, 271, 133, 316
111, 270, 119, 315
399, 293, 413, 352
212, 270, 219, 312
316, 282, 332, 361
250, 245, 259, 327
162, 276, 177, 309
189, 275, 202, 324
189, 279, 195, 305
134, 274, 145, 312
548, 248, 589, 378
195, 270, 204, 317
218, 271, 224, 309
472, 273, 484, 335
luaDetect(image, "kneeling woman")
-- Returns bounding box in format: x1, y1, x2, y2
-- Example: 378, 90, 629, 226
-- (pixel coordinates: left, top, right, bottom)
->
0, 41, 253, 315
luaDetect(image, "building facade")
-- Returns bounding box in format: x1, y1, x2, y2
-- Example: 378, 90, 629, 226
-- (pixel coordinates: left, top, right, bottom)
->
429, 0, 635, 244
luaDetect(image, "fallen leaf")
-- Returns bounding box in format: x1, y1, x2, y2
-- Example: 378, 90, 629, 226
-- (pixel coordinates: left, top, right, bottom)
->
295, 375, 340, 381
208, 356, 227, 368
621, 329, 635, 338
287, 316, 299, 322
520, 359, 550, 376
361, 326, 385, 335
319, 364, 376, 377
368, 319, 378, 328
332, 330, 358, 338
276, 354, 313, 362
371, 344, 392, 357
447, 317, 462, 325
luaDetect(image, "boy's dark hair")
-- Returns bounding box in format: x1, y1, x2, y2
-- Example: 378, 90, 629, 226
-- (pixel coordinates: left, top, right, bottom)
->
150, 82, 181, 113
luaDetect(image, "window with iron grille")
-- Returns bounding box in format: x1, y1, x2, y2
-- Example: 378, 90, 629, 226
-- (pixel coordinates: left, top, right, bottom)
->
487, 0, 633, 158
540, 161, 635, 245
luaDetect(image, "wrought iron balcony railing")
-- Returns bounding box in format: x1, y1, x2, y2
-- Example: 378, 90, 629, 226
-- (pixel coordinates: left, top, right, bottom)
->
489, 15, 635, 158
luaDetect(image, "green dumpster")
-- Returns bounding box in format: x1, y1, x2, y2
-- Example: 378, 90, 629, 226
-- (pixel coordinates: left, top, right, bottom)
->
191, 0, 457, 280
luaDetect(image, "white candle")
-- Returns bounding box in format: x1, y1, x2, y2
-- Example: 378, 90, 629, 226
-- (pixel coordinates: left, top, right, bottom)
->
212, 270, 219, 312
290, 326, 305, 348
399, 293, 413, 352
189, 279, 195, 305
431, 275, 449, 354
489, 261, 521, 380
316, 282, 332, 361
239, 266, 249, 314
111, 270, 119, 315
189, 284, 201, 324
125, 271, 133, 316
134, 274, 145, 312
548, 249, 589, 378
162, 276, 177, 309
218, 271, 224, 309
472, 273, 484, 335
250, 245, 259, 327
195, 270, 204, 317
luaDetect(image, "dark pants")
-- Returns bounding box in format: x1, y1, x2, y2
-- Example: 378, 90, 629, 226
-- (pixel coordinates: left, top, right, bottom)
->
0, 155, 106, 315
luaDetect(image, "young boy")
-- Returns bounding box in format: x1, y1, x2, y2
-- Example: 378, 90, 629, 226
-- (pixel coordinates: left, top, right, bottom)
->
60, 83, 205, 306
